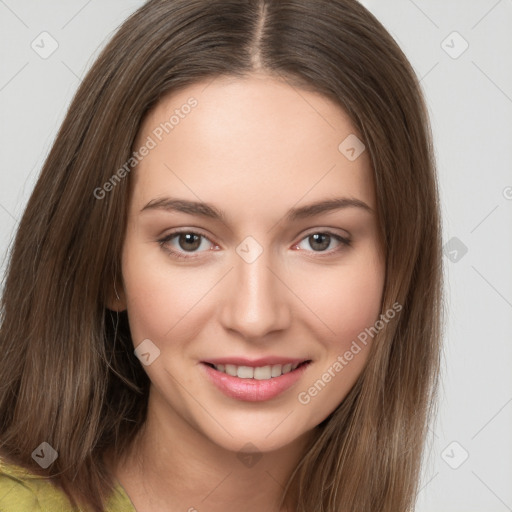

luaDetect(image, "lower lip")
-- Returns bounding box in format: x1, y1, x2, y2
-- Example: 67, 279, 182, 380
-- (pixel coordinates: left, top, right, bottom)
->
200, 362, 311, 402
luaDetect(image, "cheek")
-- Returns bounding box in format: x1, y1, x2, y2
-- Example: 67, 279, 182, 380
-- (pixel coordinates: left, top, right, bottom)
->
334, 266, 384, 344
295, 251, 384, 419
120, 240, 210, 344
295, 247, 385, 350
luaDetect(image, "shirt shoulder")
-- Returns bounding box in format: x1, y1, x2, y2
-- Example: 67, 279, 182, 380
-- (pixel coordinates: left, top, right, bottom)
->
0, 456, 136, 512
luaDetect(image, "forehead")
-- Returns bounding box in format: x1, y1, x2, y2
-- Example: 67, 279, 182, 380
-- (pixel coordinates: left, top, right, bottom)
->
131, 73, 375, 215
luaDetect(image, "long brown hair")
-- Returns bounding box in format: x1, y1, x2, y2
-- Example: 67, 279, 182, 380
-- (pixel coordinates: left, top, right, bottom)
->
0, 1, 443, 510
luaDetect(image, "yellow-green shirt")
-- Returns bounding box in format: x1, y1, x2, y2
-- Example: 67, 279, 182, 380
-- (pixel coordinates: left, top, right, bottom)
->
0, 457, 136, 511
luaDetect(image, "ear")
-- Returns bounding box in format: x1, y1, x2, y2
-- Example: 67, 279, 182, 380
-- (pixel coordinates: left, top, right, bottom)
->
106, 279, 127, 312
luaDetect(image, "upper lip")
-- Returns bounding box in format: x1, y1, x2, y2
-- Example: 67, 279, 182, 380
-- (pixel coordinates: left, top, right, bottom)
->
202, 357, 311, 367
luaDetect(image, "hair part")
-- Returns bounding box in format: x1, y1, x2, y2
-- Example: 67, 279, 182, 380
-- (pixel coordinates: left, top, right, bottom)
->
0, 1, 443, 511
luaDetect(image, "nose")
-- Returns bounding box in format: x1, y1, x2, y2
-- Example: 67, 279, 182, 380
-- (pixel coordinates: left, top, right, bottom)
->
219, 247, 292, 341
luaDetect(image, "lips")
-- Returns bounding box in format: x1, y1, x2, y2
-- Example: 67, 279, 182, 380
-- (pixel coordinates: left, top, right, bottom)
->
200, 357, 312, 401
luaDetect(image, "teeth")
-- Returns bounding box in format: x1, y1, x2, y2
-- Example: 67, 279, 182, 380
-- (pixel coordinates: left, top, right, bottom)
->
237, 366, 254, 378
271, 364, 282, 377
225, 364, 237, 377
254, 366, 271, 380
212, 362, 303, 380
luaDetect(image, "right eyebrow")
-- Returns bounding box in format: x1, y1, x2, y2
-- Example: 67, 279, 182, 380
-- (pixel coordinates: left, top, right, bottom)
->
140, 197, 226, 220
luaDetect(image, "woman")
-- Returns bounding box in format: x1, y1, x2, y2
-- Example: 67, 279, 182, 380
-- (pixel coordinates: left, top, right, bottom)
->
0, 0, 443, 511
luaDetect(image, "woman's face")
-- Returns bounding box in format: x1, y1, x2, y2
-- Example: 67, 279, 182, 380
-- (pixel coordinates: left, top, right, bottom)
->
117, 73, 385, 453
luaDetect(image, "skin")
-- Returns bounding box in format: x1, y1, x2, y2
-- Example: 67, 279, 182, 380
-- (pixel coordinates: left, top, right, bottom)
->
108, 72, 385, 512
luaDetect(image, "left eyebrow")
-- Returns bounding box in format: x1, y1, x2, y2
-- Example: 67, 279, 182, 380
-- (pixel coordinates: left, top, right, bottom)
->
284, 197, 373, 222
140, 196, 373, 221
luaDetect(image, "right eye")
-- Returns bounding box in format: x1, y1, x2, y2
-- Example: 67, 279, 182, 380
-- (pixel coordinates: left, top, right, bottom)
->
158, 230, 217, 259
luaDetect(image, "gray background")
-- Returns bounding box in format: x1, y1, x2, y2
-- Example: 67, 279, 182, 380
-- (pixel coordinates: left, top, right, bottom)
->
1, 1, 511, 510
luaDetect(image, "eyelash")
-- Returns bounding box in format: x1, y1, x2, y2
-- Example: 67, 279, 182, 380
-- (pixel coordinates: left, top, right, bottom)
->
158, 229, 351, 260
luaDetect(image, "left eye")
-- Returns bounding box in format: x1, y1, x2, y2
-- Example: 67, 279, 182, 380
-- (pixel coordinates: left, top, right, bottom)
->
158, 230, 351, 259
295, 232, 351, 253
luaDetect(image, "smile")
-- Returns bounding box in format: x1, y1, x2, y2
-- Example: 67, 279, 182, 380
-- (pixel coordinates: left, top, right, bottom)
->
200, 359, 312, 401
204, 361, 308, 380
